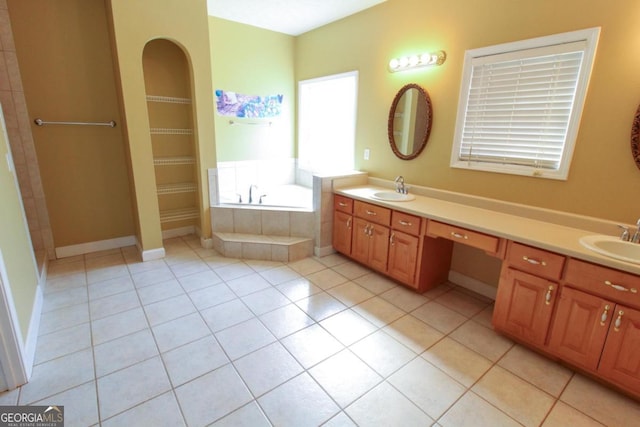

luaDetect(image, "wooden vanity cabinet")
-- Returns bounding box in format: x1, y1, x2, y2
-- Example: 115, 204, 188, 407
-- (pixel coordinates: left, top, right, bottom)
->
332, 195, 353, 255
332, 195, 450, 292
387, 211, 422, 285
547, 259, 640, 395
493, 242, 565, 348
351, 201, 391, 272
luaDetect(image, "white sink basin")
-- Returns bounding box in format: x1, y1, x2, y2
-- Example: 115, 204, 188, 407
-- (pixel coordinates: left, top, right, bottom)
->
371, 191, 415, 202
579, 235, 640, 264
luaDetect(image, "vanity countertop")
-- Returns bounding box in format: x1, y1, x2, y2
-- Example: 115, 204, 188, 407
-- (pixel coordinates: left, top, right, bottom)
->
335, 185, 640, 276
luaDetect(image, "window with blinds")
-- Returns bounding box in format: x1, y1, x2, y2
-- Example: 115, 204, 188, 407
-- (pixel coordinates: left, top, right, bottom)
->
451, 28, 600, 180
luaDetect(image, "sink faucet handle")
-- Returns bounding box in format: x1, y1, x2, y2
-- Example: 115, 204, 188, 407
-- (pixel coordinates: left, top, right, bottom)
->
632, 219, 640, 243
618, 225, 631, 241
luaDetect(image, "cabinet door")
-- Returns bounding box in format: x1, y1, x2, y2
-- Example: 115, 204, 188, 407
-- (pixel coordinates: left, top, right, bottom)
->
547, 287, 610, 371
351, 218, 371, 264
388, 230, 419, 286
333, 211, 353, 255
599, 305, 640, 393
368, 224, 390, 272
493, 268, 557, 347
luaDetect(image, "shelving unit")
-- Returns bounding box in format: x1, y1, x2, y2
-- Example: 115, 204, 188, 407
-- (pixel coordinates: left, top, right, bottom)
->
143, 39, 200, 233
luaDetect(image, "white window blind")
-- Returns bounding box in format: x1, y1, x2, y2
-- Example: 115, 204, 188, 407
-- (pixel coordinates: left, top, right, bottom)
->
451, 28, 599, 180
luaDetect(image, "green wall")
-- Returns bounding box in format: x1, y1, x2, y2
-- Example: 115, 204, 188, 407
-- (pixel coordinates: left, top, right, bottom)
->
0, 108, 39, 342
208, 17, 295, 162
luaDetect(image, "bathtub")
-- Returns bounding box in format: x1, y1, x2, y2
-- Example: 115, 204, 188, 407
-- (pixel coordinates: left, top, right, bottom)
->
218, 184, 313, 211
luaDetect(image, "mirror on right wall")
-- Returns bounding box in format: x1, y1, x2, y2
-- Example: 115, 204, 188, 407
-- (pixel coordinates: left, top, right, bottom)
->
388, 83, 432, 160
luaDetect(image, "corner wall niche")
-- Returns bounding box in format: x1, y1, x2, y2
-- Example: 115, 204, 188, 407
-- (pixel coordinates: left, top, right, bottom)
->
142, 39, 200, 233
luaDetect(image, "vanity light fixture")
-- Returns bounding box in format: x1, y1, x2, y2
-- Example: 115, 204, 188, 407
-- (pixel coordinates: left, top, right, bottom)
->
388, 50, 446, 73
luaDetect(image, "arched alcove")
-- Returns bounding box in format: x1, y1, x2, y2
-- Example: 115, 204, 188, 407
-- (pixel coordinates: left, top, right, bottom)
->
142, 39, 200, 234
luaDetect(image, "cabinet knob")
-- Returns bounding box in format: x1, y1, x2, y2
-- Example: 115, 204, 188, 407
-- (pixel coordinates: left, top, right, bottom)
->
614, 310, 624, 332
544, 286, 553, 305
600, 304, 610, 326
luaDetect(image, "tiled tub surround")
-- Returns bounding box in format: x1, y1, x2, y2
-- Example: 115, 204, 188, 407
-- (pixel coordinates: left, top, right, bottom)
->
210, 205, 315, 262
210, 167, 367, 260
2, 235, 639, 426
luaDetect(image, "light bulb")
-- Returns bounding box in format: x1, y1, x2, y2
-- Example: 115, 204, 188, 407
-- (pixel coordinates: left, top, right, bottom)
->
389, 58, 400, 70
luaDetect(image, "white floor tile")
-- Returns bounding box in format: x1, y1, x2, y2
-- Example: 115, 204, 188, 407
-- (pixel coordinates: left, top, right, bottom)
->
101, 391, 185, 427
91, 307, 148, 345
97, 356, 171, 420
259, 303, 315, 339
136, 278, 184, 306
33, 381, 99, 427
188, 282, 237, 310
439, 391, 520, 427
200, 298, 254, 332
346, 381, 434, 426
152, 312, 210, 352
234, 342, 303, 396
258, 373, 340, 426
175, 364, 253, 426
295, 292, 347, 322
210, 402, 271, 427
162, 336, 229, 387
320, 309, 377, 346
94, 329, 158, 377
350, 330, 415, 377
281, 324, 344, 369
215, 317, 276, 360
276, 277, 322, 302
309, 349, 382, 407
143, 294, 196, 326
241, 287, 290, 315
34, 323, 92, 364
383, 314, 444, 354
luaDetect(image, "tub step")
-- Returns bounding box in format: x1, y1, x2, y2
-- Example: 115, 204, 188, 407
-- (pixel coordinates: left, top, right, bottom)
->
212, 232, 313, 262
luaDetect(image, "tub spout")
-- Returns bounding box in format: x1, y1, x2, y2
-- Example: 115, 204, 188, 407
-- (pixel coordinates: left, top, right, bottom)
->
259, 194, 267, 204
249, 185, 258, 203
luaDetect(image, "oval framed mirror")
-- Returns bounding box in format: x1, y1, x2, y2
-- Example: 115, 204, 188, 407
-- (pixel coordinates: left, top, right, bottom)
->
632, 103, 640, 170
387, 83, 432, 160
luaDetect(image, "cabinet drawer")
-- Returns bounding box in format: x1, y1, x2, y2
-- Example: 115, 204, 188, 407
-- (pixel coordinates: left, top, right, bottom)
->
427, 220, 501, 255
507, 242, 565, 281
334, 195, 353, 213
391, 211, 421, 235
354, 200, 391, 226
565, 259, 640, 310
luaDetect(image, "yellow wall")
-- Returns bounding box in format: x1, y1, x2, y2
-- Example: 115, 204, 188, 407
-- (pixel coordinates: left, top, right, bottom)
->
209, 17, 295, 162
8, 0, 135, 248
0, 106, 38, 341
107, 0, 217, 249
296, 0, 640, 225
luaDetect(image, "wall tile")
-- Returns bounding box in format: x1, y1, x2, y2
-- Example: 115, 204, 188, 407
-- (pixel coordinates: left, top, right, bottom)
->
0, 9, 15, 52
291, 211, 314, 238
4, 51, 22, 92
0, 52, 10, 91
234, 209, 261, 234
261, 210, 289, 236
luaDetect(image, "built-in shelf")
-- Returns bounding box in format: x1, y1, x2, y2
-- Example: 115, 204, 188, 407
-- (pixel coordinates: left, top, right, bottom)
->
146, 95, 192, 104
157, 182, 197, 195
150, 128, 193, 135
153, 156, 195, 166
159, 207, 199, 223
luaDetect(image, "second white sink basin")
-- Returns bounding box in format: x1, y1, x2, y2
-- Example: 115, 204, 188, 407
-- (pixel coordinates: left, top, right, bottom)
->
579, 235, 640, 264
371, 191, 415, 202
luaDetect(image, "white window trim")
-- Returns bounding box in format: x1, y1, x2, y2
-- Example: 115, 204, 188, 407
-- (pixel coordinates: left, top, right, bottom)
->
450, 27, 600, 180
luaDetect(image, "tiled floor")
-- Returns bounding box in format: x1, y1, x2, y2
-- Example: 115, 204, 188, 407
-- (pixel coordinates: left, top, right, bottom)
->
1, 235, 640, 426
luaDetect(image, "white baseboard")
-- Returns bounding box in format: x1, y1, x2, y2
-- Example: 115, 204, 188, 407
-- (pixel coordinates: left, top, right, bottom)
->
162, 226, 195, 240
315, 245, 335, 257
23, 283, 43, 379
448, 270, 497, 300
200, 236, 213, 249
141, 247, 165, 262
55, 235, 137, 259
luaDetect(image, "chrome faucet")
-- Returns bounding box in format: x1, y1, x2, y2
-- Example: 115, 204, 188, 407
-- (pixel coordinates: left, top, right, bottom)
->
249, 185, 258, 204
394, 176, 407, 194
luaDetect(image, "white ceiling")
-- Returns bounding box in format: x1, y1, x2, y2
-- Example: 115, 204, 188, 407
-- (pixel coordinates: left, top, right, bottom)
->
206, 0, 387, 36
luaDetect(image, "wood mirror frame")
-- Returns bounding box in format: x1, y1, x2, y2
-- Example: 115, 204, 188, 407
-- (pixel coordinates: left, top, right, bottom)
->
387, 83, 432, 160
632, 103, 640, 170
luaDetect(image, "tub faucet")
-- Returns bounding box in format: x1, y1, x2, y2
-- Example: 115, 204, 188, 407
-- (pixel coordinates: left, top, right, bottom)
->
395, 176, 407, 194
249, 185, 258, 204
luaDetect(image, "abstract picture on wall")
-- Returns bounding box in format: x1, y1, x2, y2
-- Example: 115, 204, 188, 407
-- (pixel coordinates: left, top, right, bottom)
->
215, 90, 283, 118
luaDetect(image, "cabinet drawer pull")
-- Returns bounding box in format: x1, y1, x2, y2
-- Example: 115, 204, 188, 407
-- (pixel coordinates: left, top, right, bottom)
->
398, 220, 413, 227
614, 310, 624, 332
600, 304, 610, 326
339, 202, 348, 207
450, 232, 468, 240
346, 218, 352, 229
364, 225, 370, 235
522, 256, 547, 266
368, 225, 374, 236
366, 210, 377, 216
544, 285, 553, 305
603, 280, 638, 294
390, 233, 395, 245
